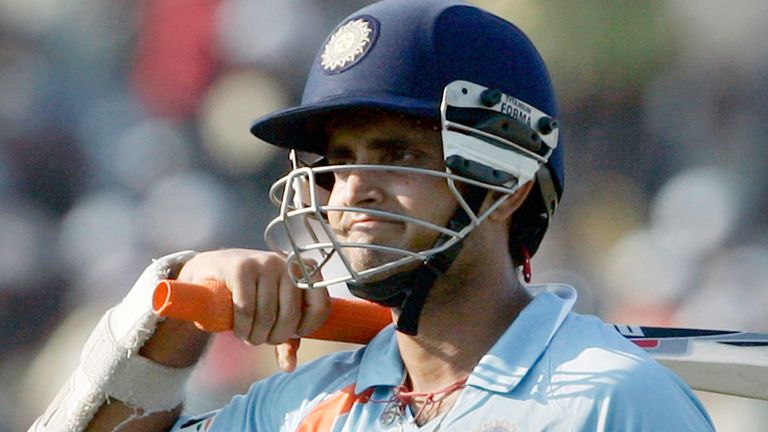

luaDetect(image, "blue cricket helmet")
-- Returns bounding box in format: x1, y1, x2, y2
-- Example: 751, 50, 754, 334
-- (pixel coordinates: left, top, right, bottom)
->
251, 0, 563, 259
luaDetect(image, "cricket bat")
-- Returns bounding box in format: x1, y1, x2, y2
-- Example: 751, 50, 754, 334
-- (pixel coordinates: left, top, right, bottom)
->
613, 324, 768, 401
153, 280, 768, 401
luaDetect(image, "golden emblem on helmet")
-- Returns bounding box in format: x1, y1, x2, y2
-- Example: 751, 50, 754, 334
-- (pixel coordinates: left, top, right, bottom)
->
321, 18, 373, 71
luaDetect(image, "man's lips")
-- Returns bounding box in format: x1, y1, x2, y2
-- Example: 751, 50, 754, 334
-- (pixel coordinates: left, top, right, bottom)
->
345, 216, 401, 231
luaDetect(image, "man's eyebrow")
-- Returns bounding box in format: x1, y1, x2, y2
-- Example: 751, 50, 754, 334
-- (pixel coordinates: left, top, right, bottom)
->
368, 138, 410, 149
325, 146, 353, 160
327, 137, 410, 157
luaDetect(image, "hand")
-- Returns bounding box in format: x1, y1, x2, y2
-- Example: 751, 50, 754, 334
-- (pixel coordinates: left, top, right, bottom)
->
176, 249, 330, 371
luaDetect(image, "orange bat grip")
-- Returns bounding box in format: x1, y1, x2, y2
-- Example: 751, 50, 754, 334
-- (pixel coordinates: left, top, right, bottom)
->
152, 280, 392, 345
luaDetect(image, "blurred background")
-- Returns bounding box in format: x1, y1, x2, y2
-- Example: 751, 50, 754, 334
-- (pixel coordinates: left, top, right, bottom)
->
2, 0, 767, 430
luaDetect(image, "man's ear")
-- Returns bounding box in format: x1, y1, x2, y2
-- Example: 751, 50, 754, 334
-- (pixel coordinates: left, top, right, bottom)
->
486, 180, 535, 223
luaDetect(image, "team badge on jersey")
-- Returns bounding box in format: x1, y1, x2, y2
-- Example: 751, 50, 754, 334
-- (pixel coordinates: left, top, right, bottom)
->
321, 16, 378, 73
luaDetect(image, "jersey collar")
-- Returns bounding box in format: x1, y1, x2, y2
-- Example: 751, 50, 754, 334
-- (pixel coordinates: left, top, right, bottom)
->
355, 324, 404, 394
467, 284, 577, 392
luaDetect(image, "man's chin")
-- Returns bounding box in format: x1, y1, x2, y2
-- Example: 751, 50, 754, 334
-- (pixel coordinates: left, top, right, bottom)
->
348, 255, 423, 284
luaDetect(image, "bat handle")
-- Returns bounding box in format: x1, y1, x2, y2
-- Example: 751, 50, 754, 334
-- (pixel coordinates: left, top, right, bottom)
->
152, 280, 392, 345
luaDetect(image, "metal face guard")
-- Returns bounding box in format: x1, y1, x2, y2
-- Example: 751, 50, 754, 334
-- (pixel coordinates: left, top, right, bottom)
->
263, 81, 558, 291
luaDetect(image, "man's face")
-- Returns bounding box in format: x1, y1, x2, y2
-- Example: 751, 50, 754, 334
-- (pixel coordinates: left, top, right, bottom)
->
323, 114, 458, 277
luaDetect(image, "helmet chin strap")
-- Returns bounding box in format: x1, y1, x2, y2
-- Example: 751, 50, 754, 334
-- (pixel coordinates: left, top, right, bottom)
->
346, 185, 487, 335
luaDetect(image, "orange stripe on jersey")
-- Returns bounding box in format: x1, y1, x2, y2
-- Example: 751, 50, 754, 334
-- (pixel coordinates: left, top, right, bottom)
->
297, 384, 374, 432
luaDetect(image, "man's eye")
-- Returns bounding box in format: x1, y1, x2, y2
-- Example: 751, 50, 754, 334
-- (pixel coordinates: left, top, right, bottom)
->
392, 149, 421, 164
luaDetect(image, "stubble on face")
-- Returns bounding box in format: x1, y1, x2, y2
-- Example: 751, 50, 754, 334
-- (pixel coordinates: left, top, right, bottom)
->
323, 113, 456, 279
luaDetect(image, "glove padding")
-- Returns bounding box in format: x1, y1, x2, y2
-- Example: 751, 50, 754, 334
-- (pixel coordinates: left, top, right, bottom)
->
29, 250, 198, 432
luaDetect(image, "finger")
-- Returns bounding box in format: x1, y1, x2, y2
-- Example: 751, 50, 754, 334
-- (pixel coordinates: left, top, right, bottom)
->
296, 286, 331, 337
247, 258, 281, 345
229, 263, 259, 341
288, 259, 331, 337
275, 339, 301, 372
177, 252, 244, 337
266, 270, 302, 344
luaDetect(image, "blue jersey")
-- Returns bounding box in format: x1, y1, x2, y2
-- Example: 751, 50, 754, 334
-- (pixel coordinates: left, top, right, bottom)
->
172, 284, 714, 431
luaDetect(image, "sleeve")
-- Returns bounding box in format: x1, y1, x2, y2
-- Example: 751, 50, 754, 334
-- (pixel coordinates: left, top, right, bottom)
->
169, 382, 279, 432
168, 349, 364, 432
549, 315, 715, 432
595, 362, 715, 431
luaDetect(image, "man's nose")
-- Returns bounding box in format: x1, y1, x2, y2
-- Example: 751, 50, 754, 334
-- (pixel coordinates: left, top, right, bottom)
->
339, 169, 384, 207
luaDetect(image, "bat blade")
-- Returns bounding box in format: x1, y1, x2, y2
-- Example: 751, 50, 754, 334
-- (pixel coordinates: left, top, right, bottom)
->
615, 325, 768, 400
